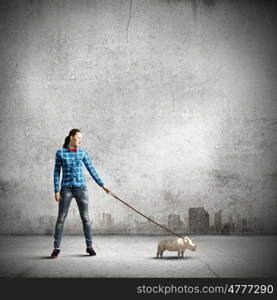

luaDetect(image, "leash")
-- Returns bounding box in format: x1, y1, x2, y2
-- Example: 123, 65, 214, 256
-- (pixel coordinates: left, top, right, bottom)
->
106, 190, 185, 239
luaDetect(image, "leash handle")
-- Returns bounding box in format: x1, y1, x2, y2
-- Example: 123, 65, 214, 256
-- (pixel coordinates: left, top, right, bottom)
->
107, 190, 185, 239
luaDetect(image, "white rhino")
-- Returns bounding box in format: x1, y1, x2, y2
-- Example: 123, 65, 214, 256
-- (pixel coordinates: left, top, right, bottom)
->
156, 237, 197, 258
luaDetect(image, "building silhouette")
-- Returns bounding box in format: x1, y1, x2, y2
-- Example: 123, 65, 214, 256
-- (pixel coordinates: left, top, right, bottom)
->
95, 206, 267, 235
242, 217, 249, 232
168, 214, 181, 230
235, 215, 243, 233
214, 210, 222, 232
100, 212, 114, 228
135, 216, 165, 234
228, 215, 235, 233
189, 207, 209, 233
252, 217, 264, 232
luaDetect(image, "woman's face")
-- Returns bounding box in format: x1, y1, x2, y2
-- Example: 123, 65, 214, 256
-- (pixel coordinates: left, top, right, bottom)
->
70, 132, 82, 147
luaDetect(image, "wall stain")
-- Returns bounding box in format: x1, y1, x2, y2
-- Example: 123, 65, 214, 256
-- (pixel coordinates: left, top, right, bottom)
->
208, 170, 240, 186
0, 179, 19, 195
161, 0, 217, 8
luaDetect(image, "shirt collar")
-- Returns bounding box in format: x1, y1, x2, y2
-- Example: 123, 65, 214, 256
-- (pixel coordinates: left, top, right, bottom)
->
66, 145, 79, 152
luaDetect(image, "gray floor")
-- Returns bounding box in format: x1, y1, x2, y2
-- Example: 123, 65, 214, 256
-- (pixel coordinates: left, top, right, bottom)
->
0, 235, 276, 278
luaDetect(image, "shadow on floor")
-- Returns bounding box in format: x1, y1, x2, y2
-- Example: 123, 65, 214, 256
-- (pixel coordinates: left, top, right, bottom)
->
149, 256, 196, 260
34, 254, 93, 259
70, 254, 93, 257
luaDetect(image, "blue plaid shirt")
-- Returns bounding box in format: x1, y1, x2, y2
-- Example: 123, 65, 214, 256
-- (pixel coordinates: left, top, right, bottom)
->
54, 146, 104, 193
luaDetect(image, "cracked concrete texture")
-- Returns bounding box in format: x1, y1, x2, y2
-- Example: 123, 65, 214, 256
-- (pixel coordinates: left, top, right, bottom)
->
0, 0, 277, 234
126, 0, 133, 42
0, 235, 276, 278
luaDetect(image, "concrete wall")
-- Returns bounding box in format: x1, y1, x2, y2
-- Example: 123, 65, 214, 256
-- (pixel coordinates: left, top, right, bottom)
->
0, 0, 276, 234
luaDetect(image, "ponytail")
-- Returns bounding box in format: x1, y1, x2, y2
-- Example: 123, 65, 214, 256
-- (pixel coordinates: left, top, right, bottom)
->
63, 135, 70, 148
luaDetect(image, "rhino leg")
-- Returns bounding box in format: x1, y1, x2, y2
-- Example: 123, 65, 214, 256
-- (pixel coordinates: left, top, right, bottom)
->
156, 248, 160, 258
156, 245, 164, 258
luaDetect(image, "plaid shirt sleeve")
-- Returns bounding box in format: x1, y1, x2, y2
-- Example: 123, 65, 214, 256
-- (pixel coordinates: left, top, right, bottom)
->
54, 150, 62, 193
83, 151, 104, 187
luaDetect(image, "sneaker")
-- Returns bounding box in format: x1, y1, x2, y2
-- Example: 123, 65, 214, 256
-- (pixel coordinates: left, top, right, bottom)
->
51, 248, 60, 258
86, 247, 96, 256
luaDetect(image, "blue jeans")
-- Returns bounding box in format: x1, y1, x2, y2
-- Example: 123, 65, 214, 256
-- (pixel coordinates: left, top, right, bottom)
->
54, 186, 92, 248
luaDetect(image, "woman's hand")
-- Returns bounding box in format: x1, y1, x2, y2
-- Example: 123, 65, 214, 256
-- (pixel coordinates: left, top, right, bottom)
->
102, 186, 110, 194
55, 192, 61, 202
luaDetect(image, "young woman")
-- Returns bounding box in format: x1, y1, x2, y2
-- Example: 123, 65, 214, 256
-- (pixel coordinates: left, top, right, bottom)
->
51, 128, 110, 258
